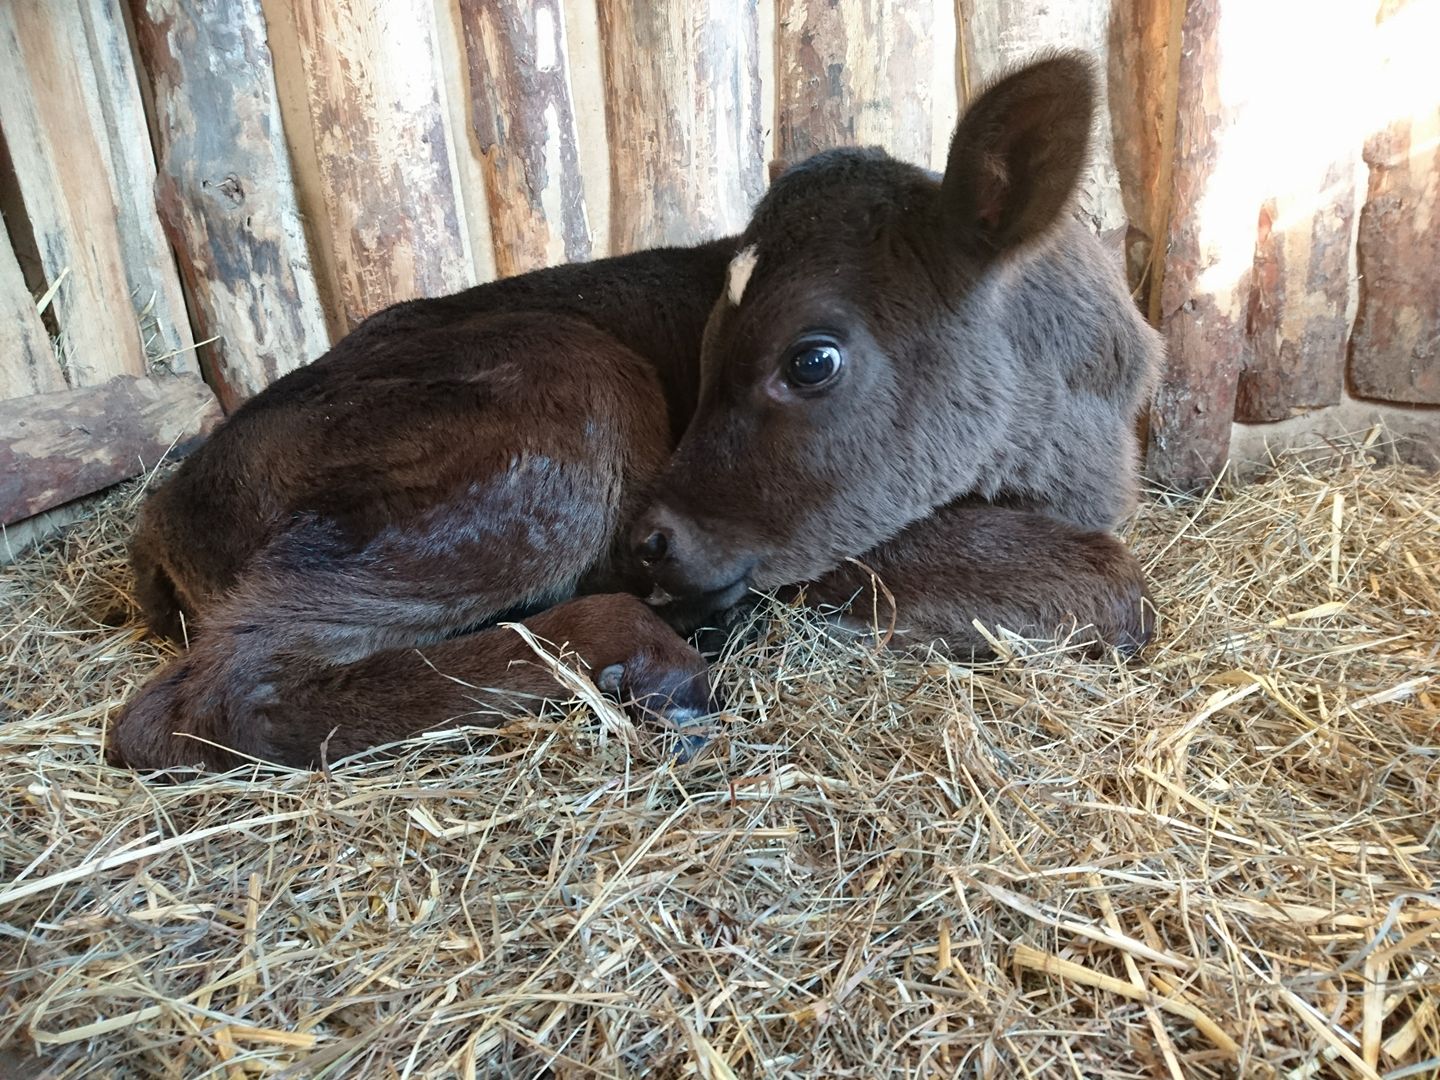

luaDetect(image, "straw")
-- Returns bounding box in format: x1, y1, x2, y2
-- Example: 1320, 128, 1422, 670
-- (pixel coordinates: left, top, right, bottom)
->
1, 433, 1436, 1077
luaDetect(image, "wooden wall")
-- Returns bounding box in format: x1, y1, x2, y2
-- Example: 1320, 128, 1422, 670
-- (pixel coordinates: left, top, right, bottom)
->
2, 0, 1438, 538
1, 0, 221, 544
1140, 0, 1440, 485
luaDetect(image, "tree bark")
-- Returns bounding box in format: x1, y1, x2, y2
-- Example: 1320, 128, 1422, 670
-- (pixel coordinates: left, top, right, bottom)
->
1105, 0, 1182, 294
1234, 4, 1366, 422
0, 229, 63, 399
1144, 0, 1253, 488
596, 0, 763, 252
0, 2, 150, 386
1349, 0, 1440, 405
775, 0, 935, 170
78, 0, 197, 374
957, 0, 1127, 234
0, 375, 222, 525
1237, 161, 1356, 421
130, 0, 330, 412
287, 0, 474, 329
459, 0, 591, 277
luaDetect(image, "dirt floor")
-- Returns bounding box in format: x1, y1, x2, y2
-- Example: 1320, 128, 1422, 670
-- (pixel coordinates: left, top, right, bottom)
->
1, 437, 1437, 1078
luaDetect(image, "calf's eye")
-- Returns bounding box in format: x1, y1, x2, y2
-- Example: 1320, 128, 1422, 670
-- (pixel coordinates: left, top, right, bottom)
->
785, 342, 843, 389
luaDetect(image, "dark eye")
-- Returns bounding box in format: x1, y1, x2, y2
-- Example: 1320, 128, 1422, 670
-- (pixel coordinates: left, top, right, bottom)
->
784, 342, 843, 389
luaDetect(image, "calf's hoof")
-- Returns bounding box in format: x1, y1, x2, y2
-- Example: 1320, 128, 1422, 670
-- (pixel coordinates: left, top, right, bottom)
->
106, 656, 222, 773
597, 647, 716, 762
530, 592, 720, 760
1092, 578, 1158, 660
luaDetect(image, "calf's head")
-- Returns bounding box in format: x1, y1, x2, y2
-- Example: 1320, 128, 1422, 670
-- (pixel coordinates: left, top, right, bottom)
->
631, 53, 1098, 611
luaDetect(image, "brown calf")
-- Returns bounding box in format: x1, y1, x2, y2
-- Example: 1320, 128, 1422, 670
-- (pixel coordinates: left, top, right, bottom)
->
110, 53, 1161, 772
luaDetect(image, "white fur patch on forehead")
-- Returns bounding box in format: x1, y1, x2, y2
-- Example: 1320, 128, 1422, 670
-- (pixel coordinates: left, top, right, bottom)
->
726, 245, 759, 306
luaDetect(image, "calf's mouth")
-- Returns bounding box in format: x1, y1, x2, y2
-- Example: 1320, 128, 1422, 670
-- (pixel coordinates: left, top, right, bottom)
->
641, 566, 755, 637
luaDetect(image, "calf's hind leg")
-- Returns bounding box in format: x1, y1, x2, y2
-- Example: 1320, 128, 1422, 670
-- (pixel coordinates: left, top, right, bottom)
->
109, 593, 710, 771
800, 502, 1155, 658
110, 487, 714, 770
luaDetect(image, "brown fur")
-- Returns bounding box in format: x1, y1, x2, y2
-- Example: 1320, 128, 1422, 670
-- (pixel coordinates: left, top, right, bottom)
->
110, 53, 1162, 773
799, 502, 1156, 656
112, 593, 710, 770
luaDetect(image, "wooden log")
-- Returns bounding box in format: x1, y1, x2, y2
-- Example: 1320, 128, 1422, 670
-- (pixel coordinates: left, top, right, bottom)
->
0, 2, 148, 386
1143, 0, 1254, 488
1236, 160, 1356, 422
250, 0, 346, 338
774, 0, 936, 170
1105, 0, 1181, 294
287, 0, 474, 330
431, 0, 499, 283
1349, 0, 1440, 406
130, 0, 331, 413
1232, 5, 1365, 422
458, 0, 592, 277
0, 228, 64, 399
0, 375, 222, 525
558, 0, 613, 259
596, 0, 763, 252
78, 0, 197, 375
956, 0, 1127, 234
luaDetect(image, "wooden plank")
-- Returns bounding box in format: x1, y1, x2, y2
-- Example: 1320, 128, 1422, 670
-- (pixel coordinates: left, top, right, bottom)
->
774, 0, 936, 171
559, 0, 612, 259
432, 0, 499, 284
0, 2, 148, 387
1143, 0, 1252, 488
596, 0, 763, 252
1349, 0, 1440, 406
0, 226, 64, 399
458, 0, 592, 277
0, 375, 222, 525
288, 0, 473, 330
130, 0, 330, 413
1236, 159, 1356, 421
78, 0, 197, 375
1233, 5, 1364, 422
956, 0, 1126, 234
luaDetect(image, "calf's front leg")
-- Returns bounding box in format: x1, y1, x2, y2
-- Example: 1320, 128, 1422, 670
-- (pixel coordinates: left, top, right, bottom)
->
799, 501, 1155, 658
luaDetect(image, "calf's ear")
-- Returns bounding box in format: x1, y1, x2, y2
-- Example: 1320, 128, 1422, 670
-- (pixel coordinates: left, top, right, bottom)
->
941, 51, 1096, 255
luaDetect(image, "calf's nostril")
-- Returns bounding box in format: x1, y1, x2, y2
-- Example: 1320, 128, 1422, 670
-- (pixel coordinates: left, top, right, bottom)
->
636, 529, 669, 564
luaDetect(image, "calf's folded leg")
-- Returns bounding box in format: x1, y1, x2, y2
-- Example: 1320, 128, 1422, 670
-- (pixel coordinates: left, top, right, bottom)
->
108, 593, 710, 771
801, 501, 1155, 658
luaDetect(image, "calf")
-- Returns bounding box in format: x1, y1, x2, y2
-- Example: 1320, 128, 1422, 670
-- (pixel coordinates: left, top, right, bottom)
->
110, 53, 1161, 772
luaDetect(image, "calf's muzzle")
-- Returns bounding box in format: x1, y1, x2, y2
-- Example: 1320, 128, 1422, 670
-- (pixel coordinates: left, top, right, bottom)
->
627, 502, 754, 614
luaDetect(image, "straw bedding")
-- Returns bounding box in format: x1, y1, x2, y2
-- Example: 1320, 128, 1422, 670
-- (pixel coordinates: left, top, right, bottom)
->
1, 436, 1436, 1078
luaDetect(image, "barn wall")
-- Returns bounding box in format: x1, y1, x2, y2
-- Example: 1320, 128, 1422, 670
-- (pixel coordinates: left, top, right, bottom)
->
0, 0, 221, 540
2, 0, 1439, 541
